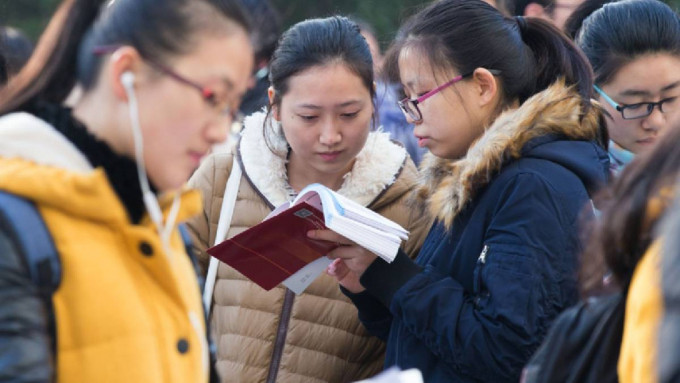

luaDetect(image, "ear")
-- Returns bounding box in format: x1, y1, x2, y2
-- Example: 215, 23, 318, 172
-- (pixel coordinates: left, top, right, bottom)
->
268, 86, 280, 121
106, 46, 144, 102
524, 2, 547, 18
471, 68, 499, 108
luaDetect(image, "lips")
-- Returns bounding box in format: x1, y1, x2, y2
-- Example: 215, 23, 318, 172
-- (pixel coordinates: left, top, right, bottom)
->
189, 150, 208, 165
637, 137, 656, 145
415, 136, 430, 148
318, 151, 343, 162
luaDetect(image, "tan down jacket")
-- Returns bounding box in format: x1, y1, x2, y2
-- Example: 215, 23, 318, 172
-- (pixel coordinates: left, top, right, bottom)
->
187, 112, 430, 383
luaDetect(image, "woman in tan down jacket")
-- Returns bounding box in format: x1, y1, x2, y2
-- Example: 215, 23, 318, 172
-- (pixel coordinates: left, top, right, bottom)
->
187, 16, 430, 383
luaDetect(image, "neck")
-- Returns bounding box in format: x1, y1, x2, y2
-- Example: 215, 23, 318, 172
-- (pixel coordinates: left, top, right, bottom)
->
72, 91, 131, 159
286, 152, 353, 192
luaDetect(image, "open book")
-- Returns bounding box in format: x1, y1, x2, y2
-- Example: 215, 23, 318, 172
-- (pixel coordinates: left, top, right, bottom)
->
206, 183, 409, 294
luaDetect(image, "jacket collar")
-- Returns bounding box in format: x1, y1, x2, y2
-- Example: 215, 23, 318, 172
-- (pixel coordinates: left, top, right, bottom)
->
416, 80, 603, 228
0, 112, 92, 172
237, 111, 408, 207
0, 111, 200, 224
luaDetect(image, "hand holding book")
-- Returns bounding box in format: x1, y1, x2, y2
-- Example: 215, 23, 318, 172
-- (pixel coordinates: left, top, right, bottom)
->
309, 230, 376, 293
206, 183, 408, 294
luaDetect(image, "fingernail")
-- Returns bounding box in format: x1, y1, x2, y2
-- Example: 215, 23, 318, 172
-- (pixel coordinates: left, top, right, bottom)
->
307, 230, 315, 238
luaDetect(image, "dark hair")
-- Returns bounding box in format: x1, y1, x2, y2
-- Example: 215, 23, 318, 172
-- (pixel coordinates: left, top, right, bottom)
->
581, 124, 680, 295
386, 0, 594, 107
239, 0, 281, 63
0, 51, 7, 87
0, 0, 250, 115
265, 16, 375, 152
563, 0, 617, 40
0, 26, 34, 78
577, 0, 680, 85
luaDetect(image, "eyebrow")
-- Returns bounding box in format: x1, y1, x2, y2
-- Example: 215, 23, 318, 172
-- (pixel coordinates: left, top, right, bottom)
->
619, 81, 680, 98
296, 100, 364, 109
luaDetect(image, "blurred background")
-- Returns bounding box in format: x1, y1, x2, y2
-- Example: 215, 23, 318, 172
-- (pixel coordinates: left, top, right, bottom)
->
2, 0, 679, 53
0, 0, 426, 50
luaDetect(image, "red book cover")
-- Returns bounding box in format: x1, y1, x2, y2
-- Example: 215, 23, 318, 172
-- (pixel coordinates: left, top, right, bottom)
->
206, 201, 338, 290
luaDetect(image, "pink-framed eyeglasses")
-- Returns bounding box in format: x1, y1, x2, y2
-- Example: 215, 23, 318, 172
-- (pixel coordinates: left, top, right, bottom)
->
398, 69, 501, 123
93, 45, 242, 121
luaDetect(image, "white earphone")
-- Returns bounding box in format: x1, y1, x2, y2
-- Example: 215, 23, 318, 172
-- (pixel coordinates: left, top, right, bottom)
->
120, 70, 180, 257
120, 71, 135, 90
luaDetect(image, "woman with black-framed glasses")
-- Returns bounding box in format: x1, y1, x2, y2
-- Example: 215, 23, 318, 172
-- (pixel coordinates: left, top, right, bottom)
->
578, 0, 680, 176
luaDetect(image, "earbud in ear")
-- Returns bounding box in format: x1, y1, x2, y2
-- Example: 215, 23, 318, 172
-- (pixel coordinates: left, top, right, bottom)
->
121, 71, 135, 90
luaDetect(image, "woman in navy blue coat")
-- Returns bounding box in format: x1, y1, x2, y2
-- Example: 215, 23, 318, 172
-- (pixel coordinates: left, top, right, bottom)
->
309, 1, 610, 382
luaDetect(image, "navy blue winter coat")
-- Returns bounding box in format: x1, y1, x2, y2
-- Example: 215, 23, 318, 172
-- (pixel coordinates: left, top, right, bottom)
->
344, 83, 610, 382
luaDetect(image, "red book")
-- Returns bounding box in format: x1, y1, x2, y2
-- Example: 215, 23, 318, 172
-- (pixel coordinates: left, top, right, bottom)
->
206, 201, 339, 291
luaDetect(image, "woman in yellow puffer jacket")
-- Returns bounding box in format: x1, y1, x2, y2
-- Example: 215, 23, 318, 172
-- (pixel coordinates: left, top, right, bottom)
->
0, 0, 253, 382
581, 123, 680, 383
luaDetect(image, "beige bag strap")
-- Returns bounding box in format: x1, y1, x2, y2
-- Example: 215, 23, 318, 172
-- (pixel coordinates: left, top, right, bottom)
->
202, 158, 242, 312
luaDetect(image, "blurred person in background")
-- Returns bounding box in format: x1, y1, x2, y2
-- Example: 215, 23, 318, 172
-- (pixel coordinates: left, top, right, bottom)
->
579, 122, 680, 383
0, 0, 253, 381
563, 0, 617, 39
237, 0, 281, 116
506, 0, 584, 30
576, 0, 680, 175
0, 25, 33, 80
659, 173, 680, 383
354, 18, 426, 165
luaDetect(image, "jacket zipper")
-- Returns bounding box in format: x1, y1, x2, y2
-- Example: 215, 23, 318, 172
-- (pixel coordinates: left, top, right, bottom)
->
474, 245, 489, 307
266, 288, 295, 383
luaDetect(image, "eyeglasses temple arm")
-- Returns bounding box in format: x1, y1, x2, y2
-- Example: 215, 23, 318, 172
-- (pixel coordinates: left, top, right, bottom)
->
593, 85, 621, 111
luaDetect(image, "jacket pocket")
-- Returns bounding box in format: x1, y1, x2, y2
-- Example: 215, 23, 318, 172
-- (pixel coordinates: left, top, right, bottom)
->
473, 243, 540, 330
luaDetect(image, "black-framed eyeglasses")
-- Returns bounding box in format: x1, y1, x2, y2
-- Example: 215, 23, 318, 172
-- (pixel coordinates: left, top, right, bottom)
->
594, 85, 678, 120
398, 69, 501, 123
93, 45, 243, 122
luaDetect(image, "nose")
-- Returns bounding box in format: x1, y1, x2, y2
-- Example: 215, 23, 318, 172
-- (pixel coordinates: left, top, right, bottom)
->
641, 106, 666, 133
319, 118, 342, 147
205, 118, 231, 145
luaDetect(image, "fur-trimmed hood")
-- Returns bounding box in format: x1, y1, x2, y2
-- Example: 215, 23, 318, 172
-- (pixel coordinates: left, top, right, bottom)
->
417, 80, 609, 228
237, 111, 408, 207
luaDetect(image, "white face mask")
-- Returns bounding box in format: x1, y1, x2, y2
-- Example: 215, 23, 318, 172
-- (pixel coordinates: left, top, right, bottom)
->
121, 71, 180, 257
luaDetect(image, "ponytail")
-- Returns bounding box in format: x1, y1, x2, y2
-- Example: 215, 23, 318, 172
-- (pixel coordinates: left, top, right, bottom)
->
518, 16, 594, 105
0, 0, 103, 114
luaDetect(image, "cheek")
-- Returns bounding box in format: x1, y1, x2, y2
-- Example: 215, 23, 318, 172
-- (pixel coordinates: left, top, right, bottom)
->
282, 124, 315, 153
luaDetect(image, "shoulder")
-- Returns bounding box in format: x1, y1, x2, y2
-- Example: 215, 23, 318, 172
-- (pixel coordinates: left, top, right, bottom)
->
188, 151, 236, 199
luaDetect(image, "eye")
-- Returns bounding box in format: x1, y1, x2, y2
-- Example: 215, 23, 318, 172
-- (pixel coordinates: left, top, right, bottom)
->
623, 103, 646, 111
662, 97, 678, 107
341, 111, 360, 118
299, 115, 318, 121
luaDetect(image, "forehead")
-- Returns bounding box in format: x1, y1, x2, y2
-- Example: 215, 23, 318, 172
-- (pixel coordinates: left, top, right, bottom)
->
606, 53, 680, 93
174, 31, 254, 93
283, 62, 372, 100
398, 45, 453, 86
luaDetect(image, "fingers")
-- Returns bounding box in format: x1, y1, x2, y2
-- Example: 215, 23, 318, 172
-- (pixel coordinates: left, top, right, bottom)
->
307, 229, 352, 246
326, 258, 349, 279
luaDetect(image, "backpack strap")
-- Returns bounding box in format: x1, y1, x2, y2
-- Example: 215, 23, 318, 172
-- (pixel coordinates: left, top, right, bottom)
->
0, 191, 60, 358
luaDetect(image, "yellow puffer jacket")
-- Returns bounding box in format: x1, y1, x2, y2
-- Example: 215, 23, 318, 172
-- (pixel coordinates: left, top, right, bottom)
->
0, 112, 208, 383
619, 240, 663, 383
187, 112, 431, 382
